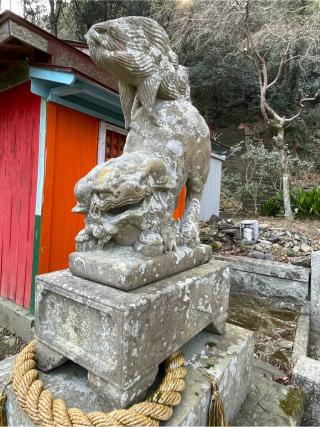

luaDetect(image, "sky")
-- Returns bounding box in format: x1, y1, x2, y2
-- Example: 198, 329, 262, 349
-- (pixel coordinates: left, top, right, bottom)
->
0, 0, 24, 15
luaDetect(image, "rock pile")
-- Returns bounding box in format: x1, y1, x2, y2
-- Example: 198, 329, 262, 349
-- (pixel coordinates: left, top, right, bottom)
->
200, 217, 319, 265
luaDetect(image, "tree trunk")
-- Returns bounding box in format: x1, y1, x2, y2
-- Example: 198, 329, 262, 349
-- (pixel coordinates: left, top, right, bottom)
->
49, 0, 63, 37
275, 126, 294, 220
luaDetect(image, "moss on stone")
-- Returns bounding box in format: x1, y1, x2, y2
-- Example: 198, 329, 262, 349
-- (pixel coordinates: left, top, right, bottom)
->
279, 388, 305, 418
210, 241, 222, 252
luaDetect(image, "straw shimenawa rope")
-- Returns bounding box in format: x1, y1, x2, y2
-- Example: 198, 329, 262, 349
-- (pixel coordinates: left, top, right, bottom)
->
0, 394, 7, 427
9, 340, 187, 427
208, 378, 226, 427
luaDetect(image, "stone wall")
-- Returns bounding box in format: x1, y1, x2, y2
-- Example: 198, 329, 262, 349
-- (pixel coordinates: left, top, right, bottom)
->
214, 254, 310, 310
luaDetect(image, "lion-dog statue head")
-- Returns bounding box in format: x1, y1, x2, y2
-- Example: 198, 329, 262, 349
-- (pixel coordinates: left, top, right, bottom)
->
73, 152, 175, 252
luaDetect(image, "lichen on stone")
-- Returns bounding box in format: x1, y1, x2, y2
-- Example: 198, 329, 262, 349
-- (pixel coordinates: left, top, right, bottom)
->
279, 387, 305, 418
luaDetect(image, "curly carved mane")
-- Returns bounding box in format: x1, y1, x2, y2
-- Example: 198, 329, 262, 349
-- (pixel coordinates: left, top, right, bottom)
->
86, 16, 190, 128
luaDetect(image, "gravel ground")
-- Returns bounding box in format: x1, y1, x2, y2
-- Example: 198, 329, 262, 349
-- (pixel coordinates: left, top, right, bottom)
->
201, 216, 320, 264
0, 327, 25, 361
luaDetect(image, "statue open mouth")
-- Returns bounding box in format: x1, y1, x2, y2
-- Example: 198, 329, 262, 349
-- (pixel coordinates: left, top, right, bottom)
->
106, 200, 144, 217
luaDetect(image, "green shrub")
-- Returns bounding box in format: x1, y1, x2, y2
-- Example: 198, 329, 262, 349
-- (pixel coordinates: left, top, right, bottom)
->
260, 187, 320, 218
260, 193, 283, 216
290, 187, 320, 218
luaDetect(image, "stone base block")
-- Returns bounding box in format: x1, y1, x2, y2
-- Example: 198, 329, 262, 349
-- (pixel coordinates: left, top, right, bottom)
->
2, 324, 253, 426
167, 324, 254, 425
35, 259, 230, 408
69, 243, 212, 290
293, 355, 320, 393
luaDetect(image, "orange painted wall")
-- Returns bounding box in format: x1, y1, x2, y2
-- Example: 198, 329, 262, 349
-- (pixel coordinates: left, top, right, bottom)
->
39, 103, 99, 274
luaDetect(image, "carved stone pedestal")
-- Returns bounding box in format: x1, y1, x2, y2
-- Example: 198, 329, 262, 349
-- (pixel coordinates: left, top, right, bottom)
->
35, 259, 230, 409
69, 244, 212, 290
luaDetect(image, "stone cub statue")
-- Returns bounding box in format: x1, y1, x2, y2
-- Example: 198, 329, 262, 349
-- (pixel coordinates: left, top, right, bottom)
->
85, 16, 190, 129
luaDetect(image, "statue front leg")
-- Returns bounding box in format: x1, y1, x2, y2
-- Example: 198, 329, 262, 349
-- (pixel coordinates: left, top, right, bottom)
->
134, 192, 178, 255
180, 191, 201, 247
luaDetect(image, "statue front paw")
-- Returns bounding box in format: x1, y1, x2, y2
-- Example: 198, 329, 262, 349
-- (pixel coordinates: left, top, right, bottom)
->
75, 229, 91, 243
75, 229, 97, 251
180, 221, 200, 247
165, 239, 177, 252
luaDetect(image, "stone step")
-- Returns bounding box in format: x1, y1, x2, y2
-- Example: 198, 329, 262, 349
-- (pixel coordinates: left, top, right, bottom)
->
231, 371, 305, 426
293, 355, 320, 393
167, 324, 254, 425
1, 324, 253, 426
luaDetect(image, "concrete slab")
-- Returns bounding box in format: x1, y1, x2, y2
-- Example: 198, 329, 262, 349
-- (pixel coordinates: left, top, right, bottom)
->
35, 259, 230, 408
69, 244, 212, 290
311, 252, 320, 332
231, 371, 305, 426
309, 330, 320, 360
292, 314, 310, 363
0, 296, 34, 342
293, 356, 320, 393
215, 254, 309, 308
302, 391, 320, 426
230, 270, 308, 306
215, 255, 310, 282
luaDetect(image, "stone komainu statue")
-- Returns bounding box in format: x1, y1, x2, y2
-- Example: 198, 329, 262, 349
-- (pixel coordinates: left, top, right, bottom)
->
73, 16, 211, 257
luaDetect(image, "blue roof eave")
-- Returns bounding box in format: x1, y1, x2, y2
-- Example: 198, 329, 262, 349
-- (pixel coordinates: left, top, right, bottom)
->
29, 66, 124, 127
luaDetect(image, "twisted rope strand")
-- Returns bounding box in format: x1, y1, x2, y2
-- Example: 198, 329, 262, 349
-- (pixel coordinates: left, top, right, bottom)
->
11, 340, 187, 427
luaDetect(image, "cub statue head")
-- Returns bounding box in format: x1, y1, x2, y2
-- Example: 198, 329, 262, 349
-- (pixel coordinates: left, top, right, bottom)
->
85, 16, 190, 128
73, 153, 173, 251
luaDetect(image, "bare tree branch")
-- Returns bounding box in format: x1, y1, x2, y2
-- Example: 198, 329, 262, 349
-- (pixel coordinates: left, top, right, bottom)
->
267, 43, 290, 89
285, 89, 320, 123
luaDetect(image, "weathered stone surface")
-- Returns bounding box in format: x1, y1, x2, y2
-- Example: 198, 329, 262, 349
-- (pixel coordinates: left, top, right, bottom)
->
69, 244, 212, 290
229, 270, 307, 305
231, 371, 305, 426
0, 296, 34, 341
72, 17, 211, 257
215, 254, 310, 282
292, 314, 310, 363
35, 259, 230, 408
0, 355, 14, 387
309, 330, 320, 361
168, 324, 254, 425
215, 255, 309, 307
293, 356, 320, 393
2, 324, 253, 427
302, 391, 320, 426
253, 358, 286, 380
36, 340, 67, 371
311, 252, 320, 332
